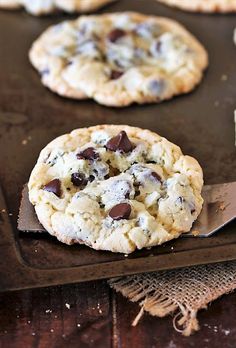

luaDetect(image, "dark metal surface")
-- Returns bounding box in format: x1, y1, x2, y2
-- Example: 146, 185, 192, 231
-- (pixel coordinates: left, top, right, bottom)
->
0, 0, 236, 292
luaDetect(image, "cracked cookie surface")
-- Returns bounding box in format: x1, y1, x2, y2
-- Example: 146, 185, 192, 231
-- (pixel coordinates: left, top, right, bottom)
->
29, 12, 208, 107
158, 0, 236, 13
0, 0, 115, 15
28, 125, 204, 254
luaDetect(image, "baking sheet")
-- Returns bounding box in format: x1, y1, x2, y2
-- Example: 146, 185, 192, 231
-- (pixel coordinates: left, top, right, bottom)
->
0, 0, 236, 291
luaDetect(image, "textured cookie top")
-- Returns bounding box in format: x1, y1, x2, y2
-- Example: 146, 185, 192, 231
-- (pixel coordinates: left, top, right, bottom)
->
0, 0, 114, 15
29, 12, 208, 107
28, 125, 204, 254
158, 0, 236, 13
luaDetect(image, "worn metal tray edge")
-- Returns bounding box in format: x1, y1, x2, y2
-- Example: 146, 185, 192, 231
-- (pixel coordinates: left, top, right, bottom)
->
1, 184, 236, 292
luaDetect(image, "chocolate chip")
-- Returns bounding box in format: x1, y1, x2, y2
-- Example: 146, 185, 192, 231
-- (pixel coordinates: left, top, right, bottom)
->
177, 196, 185, 204
125, 192, 130, 199
43, 179, 61, 197
109, 203, 131, 221
110, 70, 124, 80
106, 131, 134, 153
150, 172, 162, 182
77, 147, 99, 160
71, 172, 87, 187
107, 29, 126, 43
191, 208, 196, 214
88, 175, 95, 182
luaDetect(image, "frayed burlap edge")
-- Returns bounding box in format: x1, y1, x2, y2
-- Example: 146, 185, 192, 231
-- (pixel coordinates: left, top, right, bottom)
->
109, 261, 236, 336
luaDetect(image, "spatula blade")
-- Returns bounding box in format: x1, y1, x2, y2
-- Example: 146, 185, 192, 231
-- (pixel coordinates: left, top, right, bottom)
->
185, 182, 236, 237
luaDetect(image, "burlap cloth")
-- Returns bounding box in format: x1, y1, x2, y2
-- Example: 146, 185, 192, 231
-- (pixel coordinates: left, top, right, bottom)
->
109, 261, 236, 336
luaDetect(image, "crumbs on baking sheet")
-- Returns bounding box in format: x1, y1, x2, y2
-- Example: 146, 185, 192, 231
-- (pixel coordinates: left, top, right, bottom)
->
192, 230, 200, 237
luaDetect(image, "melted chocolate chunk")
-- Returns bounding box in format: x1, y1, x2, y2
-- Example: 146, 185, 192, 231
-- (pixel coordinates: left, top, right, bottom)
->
106, 131, 134, 153
109, 203, 131, 221
107, 29, 126, 43
150, 172, 162, 182
71, 172, 87, 187
43, 179, 61, 197
77, 147, 99, 160
110, 70, 124, 80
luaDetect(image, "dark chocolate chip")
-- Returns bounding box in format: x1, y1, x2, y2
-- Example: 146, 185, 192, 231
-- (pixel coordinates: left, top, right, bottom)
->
106, 131, 134, 153
125, 192, 130, 199
177, 196, 185, 204
71, 172, 87, 187
110, 70, 124, 80
107, 29, 126, 43
77, 147, 99, 160
88, 175, 95, 182
43, 179, 61, 197
150, 172, 162, 182
191, 208, 196, 214
109, 203, 131, 221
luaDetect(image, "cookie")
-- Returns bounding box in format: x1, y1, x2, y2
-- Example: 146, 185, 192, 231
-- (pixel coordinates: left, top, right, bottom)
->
0, 0, 115, 15
28, 125, 204, 254
29, 12, 208, 107
158, 0, 236, 13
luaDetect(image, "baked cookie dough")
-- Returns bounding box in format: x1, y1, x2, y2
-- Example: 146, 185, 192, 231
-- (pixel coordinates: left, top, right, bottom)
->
28, 125, 204, 254
29, 12, 208, 107
158, 0, 236, 13
0, 0, 115, 15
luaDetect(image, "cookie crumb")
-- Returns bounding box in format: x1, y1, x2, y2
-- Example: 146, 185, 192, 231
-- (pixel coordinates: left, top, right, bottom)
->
222, 329, 230, 336
221, 74, 228, 81
65, 303, 71, 309
50, 329, 54, 333
219, 202, 226, 211
192, 230, 200, 236
77, 323, 81, 327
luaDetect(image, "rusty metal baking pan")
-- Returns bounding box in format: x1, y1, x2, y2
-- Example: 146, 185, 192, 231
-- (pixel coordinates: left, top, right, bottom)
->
0, 0, 236, 291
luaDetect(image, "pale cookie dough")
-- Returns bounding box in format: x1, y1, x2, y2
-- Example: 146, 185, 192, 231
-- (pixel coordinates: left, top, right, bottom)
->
158, 0, 236, 13
28, 125, 204, 254
29, 12, 208, 107
0, 0, 115, 15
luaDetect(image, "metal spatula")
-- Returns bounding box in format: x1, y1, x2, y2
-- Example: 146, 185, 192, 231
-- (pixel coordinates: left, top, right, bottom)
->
186, 181, 236, 237
18, 182, 236, 238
